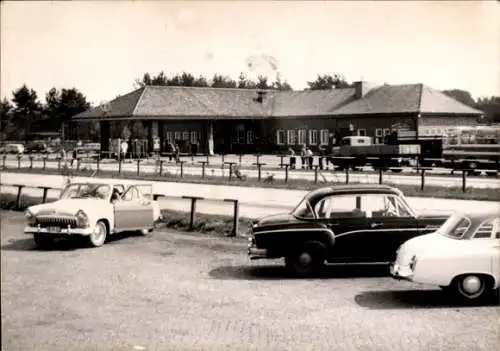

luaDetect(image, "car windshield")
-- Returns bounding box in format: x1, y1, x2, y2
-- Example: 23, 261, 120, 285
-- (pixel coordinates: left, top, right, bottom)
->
60, 183, 111, 200
438, 214, 472, 239
291, 197, 315, 219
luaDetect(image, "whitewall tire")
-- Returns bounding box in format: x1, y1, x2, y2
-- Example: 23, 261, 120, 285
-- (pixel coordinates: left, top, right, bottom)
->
87, 220, 108, 247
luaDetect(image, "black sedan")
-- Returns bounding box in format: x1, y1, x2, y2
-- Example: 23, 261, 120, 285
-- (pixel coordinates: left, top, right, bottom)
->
248, 184, 449, 277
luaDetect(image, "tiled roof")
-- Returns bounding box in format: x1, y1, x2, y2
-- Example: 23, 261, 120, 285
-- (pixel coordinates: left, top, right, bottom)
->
331, 84, 483, 116
419, 85, 484, 114
72, 83, 484, 121
271, 89, 356, 117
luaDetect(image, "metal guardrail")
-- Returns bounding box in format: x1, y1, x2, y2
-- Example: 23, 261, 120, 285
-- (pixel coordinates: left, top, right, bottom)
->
2, 184, 241, 237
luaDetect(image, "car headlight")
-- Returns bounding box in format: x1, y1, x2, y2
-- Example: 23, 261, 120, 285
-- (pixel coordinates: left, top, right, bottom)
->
25, 210, 37, 226
409, 255, 418, 270
75, 210, 89, 227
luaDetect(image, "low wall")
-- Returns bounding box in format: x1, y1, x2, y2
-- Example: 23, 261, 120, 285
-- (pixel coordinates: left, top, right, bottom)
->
1, 172, 498, 215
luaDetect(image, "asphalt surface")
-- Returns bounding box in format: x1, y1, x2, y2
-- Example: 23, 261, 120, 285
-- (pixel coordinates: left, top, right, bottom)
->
3, 156, 500, 189
2, 211, 499, 351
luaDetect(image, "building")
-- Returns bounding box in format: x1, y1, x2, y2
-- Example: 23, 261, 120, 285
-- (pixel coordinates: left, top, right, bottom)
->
71, 81, 484, 155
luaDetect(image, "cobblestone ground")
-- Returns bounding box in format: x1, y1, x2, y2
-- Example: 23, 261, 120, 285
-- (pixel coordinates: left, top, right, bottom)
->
2, 211, 499, 351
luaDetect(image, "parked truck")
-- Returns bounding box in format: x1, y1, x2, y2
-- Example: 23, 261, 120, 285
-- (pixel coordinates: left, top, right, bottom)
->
329, 135, 443, 172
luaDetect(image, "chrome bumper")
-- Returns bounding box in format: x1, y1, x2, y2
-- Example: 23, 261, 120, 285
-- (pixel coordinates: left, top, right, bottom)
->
390, 263, 414, 281
24, 226, 93, 236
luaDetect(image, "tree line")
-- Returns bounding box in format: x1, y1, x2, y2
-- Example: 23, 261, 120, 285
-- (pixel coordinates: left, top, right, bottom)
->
1, 72, 498, 141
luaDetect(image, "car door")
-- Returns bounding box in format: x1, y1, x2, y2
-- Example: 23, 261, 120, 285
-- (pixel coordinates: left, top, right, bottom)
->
314, 194, 372, 263
113, 185, 153, 230
360, 194, 422, 262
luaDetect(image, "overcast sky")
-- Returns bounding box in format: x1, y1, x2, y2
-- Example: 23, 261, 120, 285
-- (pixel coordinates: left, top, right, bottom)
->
1, 0, 499, 105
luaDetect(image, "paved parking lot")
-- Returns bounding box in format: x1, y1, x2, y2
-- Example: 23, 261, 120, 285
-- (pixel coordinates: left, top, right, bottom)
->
2, 211, 499, 351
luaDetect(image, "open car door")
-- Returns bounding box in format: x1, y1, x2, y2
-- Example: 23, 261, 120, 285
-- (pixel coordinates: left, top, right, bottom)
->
113, 185, 154, 231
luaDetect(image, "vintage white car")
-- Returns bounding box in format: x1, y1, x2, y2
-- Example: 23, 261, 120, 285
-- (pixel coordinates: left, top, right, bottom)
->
24, 181, 163, 248
391, 211, 500, 301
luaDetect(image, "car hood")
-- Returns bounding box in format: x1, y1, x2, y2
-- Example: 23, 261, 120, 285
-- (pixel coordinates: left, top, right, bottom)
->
28, 199, 106, 216
254, 212, 301, 227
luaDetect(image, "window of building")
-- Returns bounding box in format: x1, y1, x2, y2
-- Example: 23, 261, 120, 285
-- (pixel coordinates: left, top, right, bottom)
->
182, 131, 189, 140
236, 129, 245, 144
276, 130, 285, 145
164, 131, 173, 142
297, 129, 307, 145
174, 131, 181, 141
190, 131, 197, 144
357, 129, 367, 136
383, 128, 391, 136
320, 129, 329, 145
287, 129, 297, 145
247, 131, 254, 144
308, 130, 318, 145
375, 129, 383, 144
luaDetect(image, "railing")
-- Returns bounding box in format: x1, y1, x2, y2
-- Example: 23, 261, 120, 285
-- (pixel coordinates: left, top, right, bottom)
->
1, 184, 241, 237
1, 153, 498, 192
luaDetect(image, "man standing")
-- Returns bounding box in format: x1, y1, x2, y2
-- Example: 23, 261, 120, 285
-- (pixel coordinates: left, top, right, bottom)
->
120, 139, 128, 162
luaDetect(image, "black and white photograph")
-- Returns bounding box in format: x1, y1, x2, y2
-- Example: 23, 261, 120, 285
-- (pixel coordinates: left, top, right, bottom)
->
1, 1, 499, 350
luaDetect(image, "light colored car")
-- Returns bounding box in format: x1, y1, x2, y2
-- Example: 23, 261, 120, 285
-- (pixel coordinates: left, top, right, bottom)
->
24, 181, 163, 248
391, 211, 500, 301
2, 143, 24, 154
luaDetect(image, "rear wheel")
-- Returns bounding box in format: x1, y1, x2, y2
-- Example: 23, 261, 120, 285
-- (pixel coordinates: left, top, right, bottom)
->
452, 274, 491, 301
285, 242, 326, 278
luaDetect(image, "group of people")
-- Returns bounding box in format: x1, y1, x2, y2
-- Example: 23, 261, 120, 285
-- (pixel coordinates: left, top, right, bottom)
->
287, 144, 331, 170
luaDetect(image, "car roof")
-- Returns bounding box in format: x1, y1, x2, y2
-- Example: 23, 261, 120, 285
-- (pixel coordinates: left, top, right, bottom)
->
305, 184, 401, 201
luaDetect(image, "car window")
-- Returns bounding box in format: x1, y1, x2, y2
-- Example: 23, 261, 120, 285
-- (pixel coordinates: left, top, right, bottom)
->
474, 218, 500, 239
291, 198, 315, 219
361, 194, 411, 218
122, 186, 140, 201
315, 195, 365, 219
439, 215, 471, 239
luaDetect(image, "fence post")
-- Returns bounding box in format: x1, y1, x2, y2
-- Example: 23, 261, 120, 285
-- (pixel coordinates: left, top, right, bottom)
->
255, 154, 261, 165
314, 165, 319, 184
29, 156, 34, 169
198, 161, 207, 179
345, 167, 349, 184
180, 161, 185, 178
42, 157, 47, 170
253, 163, 263, 181
224, 199, 239, 237
2, 155, 6, 168
221, 154, 225, 165
15, 185, 24, 209
17, 155, 21, 169
183, 196, 202, 230
285, 164, 289, 183
118, 158, 122, 174
96, 157, 100, 174
462, 169, 467, 193
159, 160, 164, 176
420, 168, 425, 191
136, 159, 141, 176
42, 187, 49, 203
239, 154, 242, 165
206, 154, 209, 165
378, 167, 383, 184
57, 157, 61, 170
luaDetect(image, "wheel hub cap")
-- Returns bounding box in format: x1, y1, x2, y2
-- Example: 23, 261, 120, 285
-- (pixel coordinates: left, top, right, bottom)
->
299, 253, 312, 266
462, 276, 481, 294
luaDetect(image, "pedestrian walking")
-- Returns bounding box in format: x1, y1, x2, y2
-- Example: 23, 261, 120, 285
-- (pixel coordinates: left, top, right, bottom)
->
120, 140, 128, 163
300, 144, 307, 169
306, 148, 314, 170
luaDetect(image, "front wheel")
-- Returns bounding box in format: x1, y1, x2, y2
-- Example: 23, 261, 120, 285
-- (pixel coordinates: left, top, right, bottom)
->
452, 274, 491, 301
87, 220, 108, 247
285, 243, 325, 278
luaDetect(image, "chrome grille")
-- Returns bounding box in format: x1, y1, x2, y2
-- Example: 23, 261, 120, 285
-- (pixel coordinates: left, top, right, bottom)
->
36, 215, 77, 228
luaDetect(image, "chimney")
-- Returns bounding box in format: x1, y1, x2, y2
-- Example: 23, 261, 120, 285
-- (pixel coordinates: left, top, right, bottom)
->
354, 81, 378, 99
